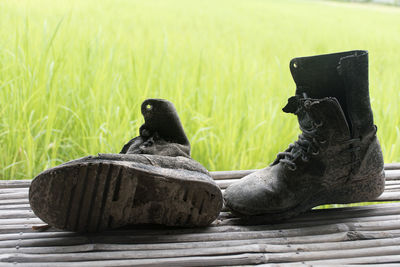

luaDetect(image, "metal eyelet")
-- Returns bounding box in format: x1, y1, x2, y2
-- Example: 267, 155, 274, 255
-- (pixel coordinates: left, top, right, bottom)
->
140, 128, 151, 137
287, 164, 297, 171
319, 139, 327, 144
301, 156, 310, 162
311, 149, 320, 156
304, 100, 311, 109
141, 140, 154, 148
313, 121, 324, 128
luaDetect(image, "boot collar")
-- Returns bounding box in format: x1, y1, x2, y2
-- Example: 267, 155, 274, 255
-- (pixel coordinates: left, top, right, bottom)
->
289, 50, 367, 97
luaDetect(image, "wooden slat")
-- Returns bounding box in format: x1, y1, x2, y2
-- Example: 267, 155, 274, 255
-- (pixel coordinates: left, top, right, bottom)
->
384, 163, 400, 170
210, 169, 257, 180
0, 180, 31, 189
0, 254, 266, 267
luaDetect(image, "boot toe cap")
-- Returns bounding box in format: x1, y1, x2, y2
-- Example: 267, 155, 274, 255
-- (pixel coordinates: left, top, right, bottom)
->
224, 171, 275, 215
224, 167, 298, 216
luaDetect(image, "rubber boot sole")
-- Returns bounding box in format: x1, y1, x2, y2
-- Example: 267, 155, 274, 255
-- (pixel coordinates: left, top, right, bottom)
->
29, 160, 223, 232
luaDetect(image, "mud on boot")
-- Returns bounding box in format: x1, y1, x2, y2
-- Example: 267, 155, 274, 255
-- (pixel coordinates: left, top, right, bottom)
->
224, 50, 385, 220
29, 99, 223, 232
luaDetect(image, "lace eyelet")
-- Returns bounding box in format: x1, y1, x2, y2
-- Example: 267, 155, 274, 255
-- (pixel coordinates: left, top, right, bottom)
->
287, 164, 297, 171
311, 149, 320, 156
319, 139, 327, 144
304, 100, 311, 109
313, 121, 323, 128
301, 156, 310, 162
141, 140, 154, 148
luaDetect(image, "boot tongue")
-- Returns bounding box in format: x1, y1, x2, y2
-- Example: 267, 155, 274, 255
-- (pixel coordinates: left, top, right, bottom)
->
282, 96, 314, 130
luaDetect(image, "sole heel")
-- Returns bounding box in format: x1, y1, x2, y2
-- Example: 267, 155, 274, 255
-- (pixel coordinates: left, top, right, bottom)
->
323, 169, 386, 205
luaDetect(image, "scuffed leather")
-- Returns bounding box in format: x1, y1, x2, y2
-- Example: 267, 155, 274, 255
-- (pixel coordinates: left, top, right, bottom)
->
224, 51, 384, 218
120, 99, 191, 158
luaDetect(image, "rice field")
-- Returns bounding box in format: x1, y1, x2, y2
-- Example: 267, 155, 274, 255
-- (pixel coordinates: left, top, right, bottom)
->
1, 0, 400, 179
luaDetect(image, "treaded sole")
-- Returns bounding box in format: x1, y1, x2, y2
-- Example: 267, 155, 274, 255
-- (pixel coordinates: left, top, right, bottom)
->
29, 161, 222, 232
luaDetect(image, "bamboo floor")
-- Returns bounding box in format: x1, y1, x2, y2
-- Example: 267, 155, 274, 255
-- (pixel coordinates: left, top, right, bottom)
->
1, 163, 400, 266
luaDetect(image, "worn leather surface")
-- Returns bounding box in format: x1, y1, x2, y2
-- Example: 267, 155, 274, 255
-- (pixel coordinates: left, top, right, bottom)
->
224, 51, 384, 218
120, 99, 191, 158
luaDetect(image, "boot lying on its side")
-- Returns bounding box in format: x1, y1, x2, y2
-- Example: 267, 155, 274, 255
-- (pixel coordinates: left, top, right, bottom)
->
29, 99, 222, 232
224, 50, 385, 220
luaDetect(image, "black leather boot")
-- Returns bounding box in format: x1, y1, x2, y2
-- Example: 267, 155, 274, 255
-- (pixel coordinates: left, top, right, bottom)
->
224, 50, 385, 220
29, 99, 222, 232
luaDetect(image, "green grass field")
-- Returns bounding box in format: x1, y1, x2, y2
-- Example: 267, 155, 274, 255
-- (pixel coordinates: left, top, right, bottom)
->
1, 0, 400, 180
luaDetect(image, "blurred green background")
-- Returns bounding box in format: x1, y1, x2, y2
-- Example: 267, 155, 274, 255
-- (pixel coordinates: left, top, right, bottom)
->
1, 0, 400, 179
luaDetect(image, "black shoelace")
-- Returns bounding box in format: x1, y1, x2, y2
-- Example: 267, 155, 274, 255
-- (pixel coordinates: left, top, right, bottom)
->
276, 124, 325, 171
276, 123, 361, 171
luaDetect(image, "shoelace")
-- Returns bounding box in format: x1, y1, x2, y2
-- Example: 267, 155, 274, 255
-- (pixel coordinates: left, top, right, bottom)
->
276, 124, 325, 171
277, 125, 362, 171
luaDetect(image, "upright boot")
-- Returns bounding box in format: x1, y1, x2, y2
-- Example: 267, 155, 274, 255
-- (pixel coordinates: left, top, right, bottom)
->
29, 99, 222, 232
224, 50, 385, 219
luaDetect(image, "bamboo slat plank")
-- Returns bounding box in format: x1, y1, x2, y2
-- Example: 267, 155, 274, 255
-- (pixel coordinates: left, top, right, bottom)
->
0, 199, 29, 205
0, 232, 79, 242
0, 218, 43, 226
384, 170, 400, 180
0, 192, 29, 200
384, 163, 400, 170
383, 184, 400, 190
0, 180, 31, 189
0, 253, 266, 267
210, 170, 257, 180
304, 254, 400, 265
384, 180, 400, 185
0, 204, 31, 210
0, 188, 29, 194
376, 191, 400, 201
262, 245, 400, 263
0, 210, 36, 219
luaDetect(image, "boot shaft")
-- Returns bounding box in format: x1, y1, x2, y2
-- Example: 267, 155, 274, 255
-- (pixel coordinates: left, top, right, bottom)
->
140, 99, 190, 147
289, 50, 374, 138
